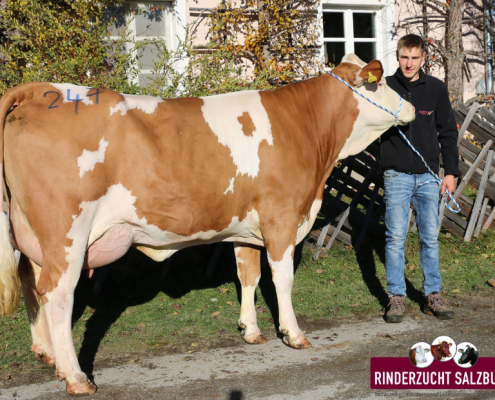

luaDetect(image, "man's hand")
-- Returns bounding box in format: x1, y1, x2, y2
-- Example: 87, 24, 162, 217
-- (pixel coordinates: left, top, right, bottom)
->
441, 175, 455, 195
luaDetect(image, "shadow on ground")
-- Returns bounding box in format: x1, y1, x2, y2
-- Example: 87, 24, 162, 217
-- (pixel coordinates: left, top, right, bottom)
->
72, 242, 305, 377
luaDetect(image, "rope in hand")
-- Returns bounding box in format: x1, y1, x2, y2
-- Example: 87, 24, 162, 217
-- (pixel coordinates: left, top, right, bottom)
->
327, 71, 461, 214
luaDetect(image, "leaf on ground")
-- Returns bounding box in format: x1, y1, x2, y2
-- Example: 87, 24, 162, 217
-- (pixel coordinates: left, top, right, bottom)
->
173, 331, 178, 336
172, 304, 181, 310
487, 278, 495, 287
219, 329, 228, 334
191, 343, 199, 347
376, 333, 382, 337
310, 357, 319, 361
452, 288, 460, 293
455, 260, 460, 264
5, 375, 11, 380
212, 311, 221, 316
219, 288, 230, 294
226, 301, 233, 306
312, 337, 319, 339
173, 311, 179, 316
384, 334, 397, 340
481, 254, 489, 259
255, 305, 267, 313
408, 265, 415, 271
211, 298, 218, 302
316, 270, 323, 274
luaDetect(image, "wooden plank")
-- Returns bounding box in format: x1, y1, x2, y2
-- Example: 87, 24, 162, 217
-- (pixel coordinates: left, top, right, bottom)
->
314, 219, 333, 260
457, 102, 480, 145
477, 106, 495, 127
457, 104, 495, 142
482, 203, 495, 232
441, 213, 466, 237
308, 226, 352, 246
464, 150, 494, 241
475, 198, 490, 237
458, 159, 495, 201
320, 206, 351, 254
455, 110, 495, 150
459, 140, 495, 176
439, 140, 493, 232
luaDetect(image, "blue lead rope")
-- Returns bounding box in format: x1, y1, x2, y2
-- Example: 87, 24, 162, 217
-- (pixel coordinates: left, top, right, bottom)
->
327, 71, 461, 214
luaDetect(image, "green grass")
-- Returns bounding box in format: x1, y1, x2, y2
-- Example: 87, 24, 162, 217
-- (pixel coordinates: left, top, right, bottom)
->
1, 229, 495, 381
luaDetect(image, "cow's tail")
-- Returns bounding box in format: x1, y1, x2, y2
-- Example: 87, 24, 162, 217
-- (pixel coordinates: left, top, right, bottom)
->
0, 85, 29, 316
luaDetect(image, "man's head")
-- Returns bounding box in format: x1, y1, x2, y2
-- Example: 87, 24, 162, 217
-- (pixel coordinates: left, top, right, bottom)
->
396, 34, 426, 82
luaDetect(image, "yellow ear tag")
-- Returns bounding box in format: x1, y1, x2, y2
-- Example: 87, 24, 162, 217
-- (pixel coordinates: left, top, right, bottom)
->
368, 71, 377, 83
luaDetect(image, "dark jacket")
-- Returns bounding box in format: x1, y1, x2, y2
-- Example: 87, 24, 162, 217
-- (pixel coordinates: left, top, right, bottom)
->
379, 68, 460, 177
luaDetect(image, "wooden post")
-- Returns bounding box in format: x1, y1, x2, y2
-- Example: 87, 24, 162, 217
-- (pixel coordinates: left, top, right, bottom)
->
354, 184, 380, 249
314, 219, 333, 260
438, 139, 493, 232
465, 149, 494, 241
457, 102, 480, 145
481, 169, 495, 233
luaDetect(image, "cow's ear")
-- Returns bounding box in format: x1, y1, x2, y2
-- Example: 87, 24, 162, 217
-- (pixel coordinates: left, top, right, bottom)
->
449, 343, 452, 347
425, 348, 430, 353
356, 60, 384, 87
458, 349, 463, 353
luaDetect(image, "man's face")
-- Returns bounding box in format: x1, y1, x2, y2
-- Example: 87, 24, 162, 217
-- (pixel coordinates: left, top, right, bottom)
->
397, 47, 426, 81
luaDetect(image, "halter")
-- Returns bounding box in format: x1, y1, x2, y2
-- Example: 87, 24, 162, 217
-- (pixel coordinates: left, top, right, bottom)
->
327, 70, 461, 214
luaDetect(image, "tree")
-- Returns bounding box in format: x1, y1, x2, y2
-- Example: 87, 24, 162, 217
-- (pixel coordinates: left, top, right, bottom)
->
206, 0, 322, 82
396, 0, 495, 108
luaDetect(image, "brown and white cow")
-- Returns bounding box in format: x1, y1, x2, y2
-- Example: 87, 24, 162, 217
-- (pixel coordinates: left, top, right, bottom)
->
0, 55, 414, 394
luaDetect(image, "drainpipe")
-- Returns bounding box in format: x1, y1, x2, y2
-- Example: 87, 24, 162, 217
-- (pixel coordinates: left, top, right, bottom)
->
485, 3, 493, 94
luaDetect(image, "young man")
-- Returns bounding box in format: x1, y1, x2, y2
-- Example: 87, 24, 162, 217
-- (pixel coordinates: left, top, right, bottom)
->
380, 34, 460, 323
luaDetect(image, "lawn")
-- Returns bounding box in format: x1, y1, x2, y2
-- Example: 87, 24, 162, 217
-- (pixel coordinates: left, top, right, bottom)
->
1, 226, 494, 383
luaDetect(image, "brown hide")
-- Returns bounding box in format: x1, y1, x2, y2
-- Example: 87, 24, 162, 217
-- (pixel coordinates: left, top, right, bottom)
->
1, 62, 368, 295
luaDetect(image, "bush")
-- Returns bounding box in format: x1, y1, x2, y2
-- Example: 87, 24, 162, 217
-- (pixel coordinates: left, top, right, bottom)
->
0, 0, 288, 98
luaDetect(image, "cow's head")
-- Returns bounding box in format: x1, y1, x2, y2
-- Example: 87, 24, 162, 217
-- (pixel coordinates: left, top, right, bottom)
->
440, 341, 452, 358
459, 346, 478, 365
411, 345, 428, 365
332, 54, 416, 158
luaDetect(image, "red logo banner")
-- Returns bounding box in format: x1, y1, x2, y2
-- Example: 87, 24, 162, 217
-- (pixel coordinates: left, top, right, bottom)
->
371, 358, 495, 389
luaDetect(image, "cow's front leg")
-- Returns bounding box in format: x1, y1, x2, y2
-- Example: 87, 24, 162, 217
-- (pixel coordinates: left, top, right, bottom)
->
264, 230, 311, 350
234, 243, 267, 344
38, 254, 96, 395
18, 254, 55, 366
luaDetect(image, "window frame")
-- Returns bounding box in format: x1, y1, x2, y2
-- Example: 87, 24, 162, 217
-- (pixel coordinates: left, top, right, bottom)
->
106, 1, 175, 87
321, 6, 381, 70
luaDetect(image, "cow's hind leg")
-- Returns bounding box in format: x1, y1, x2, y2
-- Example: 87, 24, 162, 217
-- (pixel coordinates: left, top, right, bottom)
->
234, 243, 267, 344
37, 247, 96, 395
18, 254, 55, 366
263, 224, 311, 350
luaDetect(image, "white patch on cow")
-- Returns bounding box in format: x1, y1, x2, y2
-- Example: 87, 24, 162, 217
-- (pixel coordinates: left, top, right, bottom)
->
341, 54, 367, 68
50, 83, 93, 106
201, 91, 273, 178
65, 184, 264, 266
77, 138, 109, 178
267, 244, 305, 342
337, 87, 415, 160
109, 94, 163, 116
224, 177, 235, 195
296, 199, 322, 244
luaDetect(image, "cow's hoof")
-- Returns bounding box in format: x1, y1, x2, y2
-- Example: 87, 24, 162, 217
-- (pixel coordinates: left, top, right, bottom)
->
243, 333, 268, 345
282, 335, 312, 349
66, 374, 97, 396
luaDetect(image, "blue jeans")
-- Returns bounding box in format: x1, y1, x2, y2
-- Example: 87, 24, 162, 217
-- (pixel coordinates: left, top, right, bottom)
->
384, 170, 442, 297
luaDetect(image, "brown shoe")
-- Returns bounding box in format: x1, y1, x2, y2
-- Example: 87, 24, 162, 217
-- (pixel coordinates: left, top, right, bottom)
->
424, 292, 454, 320
385, 295, 405, 323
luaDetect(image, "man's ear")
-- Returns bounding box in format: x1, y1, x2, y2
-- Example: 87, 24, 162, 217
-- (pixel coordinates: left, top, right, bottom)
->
355, 60, 384, 87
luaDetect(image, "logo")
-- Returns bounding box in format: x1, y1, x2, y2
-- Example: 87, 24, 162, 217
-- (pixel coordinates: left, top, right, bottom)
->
370, 335, 495, 390
419, 110, 434, 115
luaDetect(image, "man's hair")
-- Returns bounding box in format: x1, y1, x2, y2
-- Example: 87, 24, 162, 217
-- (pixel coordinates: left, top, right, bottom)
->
397, 34, 425, 53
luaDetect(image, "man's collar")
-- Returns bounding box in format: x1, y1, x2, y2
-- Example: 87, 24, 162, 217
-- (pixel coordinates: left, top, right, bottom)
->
394, 68, 426, 86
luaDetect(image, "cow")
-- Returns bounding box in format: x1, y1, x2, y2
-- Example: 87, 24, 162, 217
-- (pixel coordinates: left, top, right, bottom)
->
0, 54, 415, 395
409, 344, 430, 366
431, 341, 452, 361
458, 345, 479, 366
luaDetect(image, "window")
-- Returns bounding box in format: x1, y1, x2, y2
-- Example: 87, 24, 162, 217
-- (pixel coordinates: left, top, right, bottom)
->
322, 9, 377, 68
105, 2, 174, 87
